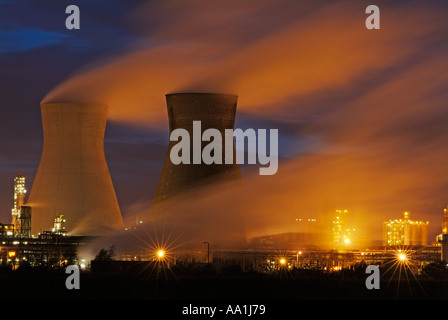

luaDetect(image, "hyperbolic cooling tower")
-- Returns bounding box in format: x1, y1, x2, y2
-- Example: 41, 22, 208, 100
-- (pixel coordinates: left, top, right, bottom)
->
27, 103, 124, 236
151, 93, 242, 208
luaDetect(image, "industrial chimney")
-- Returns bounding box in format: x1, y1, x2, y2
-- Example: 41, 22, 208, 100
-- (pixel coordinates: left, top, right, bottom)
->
440, 207, 448, 261
27, 103, 124, 236
151, 93, 242, 210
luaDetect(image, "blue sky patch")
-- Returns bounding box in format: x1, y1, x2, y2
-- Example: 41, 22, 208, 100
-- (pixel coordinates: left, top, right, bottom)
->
0, 28, 69, 53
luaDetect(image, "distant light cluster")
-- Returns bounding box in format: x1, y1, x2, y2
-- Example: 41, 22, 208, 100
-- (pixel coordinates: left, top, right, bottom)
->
383, 211, 429, 246
332, 209, 357, 250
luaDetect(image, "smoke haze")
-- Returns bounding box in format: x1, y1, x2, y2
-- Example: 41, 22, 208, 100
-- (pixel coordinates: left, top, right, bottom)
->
40, 0, 448, 246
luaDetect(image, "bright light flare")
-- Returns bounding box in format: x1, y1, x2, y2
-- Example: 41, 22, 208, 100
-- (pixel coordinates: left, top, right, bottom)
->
157, 249, 165, 259
381, 246, 426, 297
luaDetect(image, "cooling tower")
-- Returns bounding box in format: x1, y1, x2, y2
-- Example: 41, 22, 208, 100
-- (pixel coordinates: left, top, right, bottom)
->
151, 93, 242, 209
27, 103, 124, 236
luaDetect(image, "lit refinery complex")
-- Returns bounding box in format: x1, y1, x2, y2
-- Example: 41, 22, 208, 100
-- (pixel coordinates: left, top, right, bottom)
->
1, 95, 448, 276
1, 170, 446, 273
1, 173, 87, 268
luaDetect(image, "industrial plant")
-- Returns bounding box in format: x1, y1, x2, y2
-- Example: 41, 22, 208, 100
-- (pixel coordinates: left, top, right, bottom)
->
0, 173, 88, 268
0, 94, 447, 284
383, 211, 429, 246
1, 102, 123, 268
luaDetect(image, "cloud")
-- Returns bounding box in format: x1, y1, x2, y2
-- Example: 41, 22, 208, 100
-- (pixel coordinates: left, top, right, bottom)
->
37, 0, 448, 243
42, 1, 447, 123
0, 28, 70, 53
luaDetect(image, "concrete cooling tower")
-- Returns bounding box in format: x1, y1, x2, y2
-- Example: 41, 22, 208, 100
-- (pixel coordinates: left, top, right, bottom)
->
151, 93, 242, 209
27, 103, 124, 236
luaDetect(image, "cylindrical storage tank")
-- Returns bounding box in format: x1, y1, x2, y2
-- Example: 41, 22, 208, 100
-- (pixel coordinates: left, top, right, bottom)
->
27, 103, 124, 236
151, 93, 242, 208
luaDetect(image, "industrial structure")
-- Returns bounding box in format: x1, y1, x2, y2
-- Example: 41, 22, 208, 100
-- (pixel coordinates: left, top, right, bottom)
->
151, 93, 242, 210
11, 173, 26, 227
9, 173, 32, 238
383, 211, 429, 246
0, 96, 445, 273
26, 103, 124, 236
332, 209, 358, 250
436, 206, 448, 261
0, 227, 87, 269
1, 174, 89, 269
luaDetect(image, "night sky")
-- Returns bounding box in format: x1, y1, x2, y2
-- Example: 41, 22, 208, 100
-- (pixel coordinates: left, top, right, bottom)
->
1, 0, 448, 244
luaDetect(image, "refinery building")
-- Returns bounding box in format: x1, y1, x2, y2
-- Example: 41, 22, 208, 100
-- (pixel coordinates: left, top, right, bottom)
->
0, 172, 90, 268
383, 211, 429, 246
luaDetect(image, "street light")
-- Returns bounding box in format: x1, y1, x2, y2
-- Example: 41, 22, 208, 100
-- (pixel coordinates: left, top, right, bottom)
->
296, 251, 302, 267
203, 241, 210, 264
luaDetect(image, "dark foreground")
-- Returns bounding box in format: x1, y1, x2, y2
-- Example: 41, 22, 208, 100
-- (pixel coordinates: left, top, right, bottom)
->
2, 262, 448, 300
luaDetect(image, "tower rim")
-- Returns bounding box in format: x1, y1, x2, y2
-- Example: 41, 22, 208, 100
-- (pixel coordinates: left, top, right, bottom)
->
165, 92, 238, 99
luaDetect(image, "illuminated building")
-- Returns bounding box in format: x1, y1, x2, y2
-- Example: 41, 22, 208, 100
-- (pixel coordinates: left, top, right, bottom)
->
436, 206, 448, 261
1, 210, 87, 268
0, 224, 15, 237
0, 234, 87, 268
443, 206, 448, 235
11, 173, 26, 229
9, 173, 32, 238
0, 174, 90, 268
52, 215, 67, 236
383, 211, 429, 246
332, 209, 357, 250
